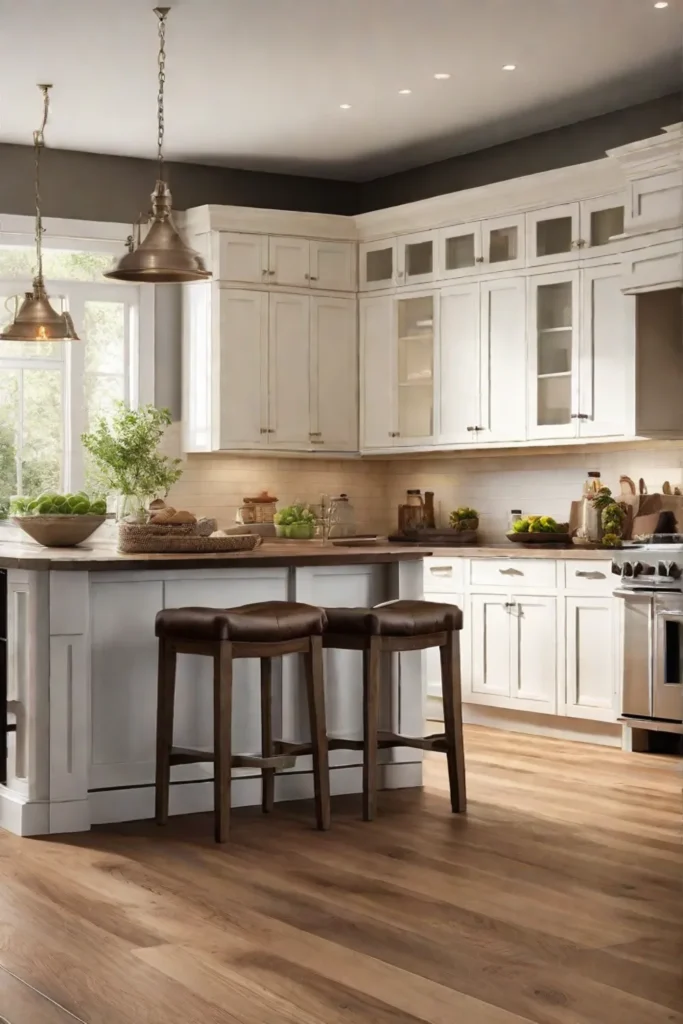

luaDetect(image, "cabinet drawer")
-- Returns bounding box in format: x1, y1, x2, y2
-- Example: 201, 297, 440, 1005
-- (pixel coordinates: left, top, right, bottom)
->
424, 558, 465, 592
470, 558, 556, 588
563, 560, 614, 594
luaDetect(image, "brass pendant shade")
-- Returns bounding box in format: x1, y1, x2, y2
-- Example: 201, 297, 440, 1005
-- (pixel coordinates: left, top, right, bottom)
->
1, 279, 78, 342
105, 8, 210, 284
1, 84, 80, 344
105, 181, 209, 283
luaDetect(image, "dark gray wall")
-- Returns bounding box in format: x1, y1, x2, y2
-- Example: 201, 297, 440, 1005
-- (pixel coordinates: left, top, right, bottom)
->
0, 145, 359, 220
357, 93, 682, 212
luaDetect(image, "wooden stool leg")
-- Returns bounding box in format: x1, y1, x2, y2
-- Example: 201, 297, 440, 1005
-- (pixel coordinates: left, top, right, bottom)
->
155, 638, 176, 826
260, 657, 275, 813
440, 629, 467, 813
362, 636, 381, 822
304, 635, 331, 831
213, 641, 233, 843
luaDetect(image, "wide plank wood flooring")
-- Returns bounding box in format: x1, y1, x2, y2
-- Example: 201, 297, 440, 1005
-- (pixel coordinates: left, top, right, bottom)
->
0, 725, 681, 1024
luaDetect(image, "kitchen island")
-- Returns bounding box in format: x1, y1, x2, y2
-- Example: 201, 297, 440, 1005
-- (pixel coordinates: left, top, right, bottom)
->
0, 538, 428, 836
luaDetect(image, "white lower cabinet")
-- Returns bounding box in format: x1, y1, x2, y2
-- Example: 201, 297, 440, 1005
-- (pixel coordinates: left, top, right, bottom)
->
564, 595, 617, 721
469, 591, 557, 714
426, 557, 619, 724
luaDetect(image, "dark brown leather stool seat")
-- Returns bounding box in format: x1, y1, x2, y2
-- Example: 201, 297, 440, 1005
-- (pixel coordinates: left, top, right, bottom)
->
321, 599, 466, 822
155, 601, 327, 643
324, 600, 462, 637
154, 600, 330, 843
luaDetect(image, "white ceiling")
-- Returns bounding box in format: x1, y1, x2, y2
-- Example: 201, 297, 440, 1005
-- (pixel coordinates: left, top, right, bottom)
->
0, 0, 680, 180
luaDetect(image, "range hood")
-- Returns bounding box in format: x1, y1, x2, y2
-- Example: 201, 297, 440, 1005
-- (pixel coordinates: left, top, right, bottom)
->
607, 123, 682, 295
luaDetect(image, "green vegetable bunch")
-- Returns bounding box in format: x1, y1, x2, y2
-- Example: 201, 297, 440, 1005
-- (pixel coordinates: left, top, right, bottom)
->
81, 403, 182, 509
512, 515, 567, 534
274, 504, 316, 526
11, 492, 106, 516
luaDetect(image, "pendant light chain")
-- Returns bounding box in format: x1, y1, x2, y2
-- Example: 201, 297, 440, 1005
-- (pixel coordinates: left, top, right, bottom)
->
155, 7, 168, 182
33, 85, 50, 282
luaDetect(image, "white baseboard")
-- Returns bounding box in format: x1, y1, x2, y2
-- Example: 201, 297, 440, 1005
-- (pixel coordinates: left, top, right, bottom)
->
427, 697, 621, 747
0, 786, 49, 837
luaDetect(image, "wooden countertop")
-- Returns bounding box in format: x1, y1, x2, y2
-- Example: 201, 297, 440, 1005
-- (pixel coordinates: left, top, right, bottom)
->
0, 538, 429, 572
413, 545, 613, 560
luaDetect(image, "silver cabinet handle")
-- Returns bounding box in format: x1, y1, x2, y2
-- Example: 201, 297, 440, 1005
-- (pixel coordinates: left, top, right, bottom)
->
309, 275, 318, 281
499, 567, 523, 576
267, 428, 275, 434
309, 431, 322, 437
571, 413, 589, 420
268, 269, 276, 275
261, 268, 268, 275
429, 566, 453, 575
310, 439, 325, 445
475, 256, 485, 263
575, 570, 605, 580
504, 601, 516, 608
260, 428, 268, 434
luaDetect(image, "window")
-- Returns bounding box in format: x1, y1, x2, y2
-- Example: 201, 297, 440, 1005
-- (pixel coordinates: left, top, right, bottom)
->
0, 242, 151, 512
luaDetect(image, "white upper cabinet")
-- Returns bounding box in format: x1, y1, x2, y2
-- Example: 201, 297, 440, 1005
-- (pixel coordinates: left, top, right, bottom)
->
217, 232, 268, 284
439, 283, 481, 444
439, 223, 482, 279
217, 288, 269, 450
360, 239, 397, 290
580, 196, 625, 255
397, 231, 436, 286
267, 293, 311, 448
360, 295, 395, 448
268, 236, 310, 287
478, 278, 526, 443
627, 170, 683, 234
310, 296, 357, 451
577, 263, 627, 438
527, 270, 580, 440
310, 240, 356, 291
527, 203, 581, 265
481, 214, 526, 271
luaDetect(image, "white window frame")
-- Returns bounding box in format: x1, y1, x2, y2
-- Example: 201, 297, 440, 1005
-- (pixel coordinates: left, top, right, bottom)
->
0, 214, 155, 493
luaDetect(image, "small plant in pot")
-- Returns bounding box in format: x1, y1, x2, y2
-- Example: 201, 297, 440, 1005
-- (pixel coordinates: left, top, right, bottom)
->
449, 507, 479, 532
274, 504, 317, 539
81, 403, 182, 521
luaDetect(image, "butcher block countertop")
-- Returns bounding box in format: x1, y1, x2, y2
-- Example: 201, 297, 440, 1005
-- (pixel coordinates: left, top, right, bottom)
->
0, 538, 429, 572
0, 534, 615, 571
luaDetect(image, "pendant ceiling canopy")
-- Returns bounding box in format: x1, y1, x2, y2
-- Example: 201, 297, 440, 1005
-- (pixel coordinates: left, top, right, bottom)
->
105, 7, 210, 284
1, 84, 79, 343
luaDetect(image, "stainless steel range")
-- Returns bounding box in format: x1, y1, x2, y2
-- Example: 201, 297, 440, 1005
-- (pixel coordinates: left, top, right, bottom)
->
612, 536, 683, 725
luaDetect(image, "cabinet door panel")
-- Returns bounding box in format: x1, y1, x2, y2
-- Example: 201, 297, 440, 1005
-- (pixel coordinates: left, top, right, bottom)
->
398, 231, 435, 286
311, 296, 357, 451
310, 241, 355, 291
439, 284, 480, 444
527, 203, 580, 265
479, 278, 526, 443
580, 195, 625, 257
565, 596, 616, 721
482, 213, 525, 271
360, 296, 395, 448
578, 264, 628, 438
269, 236, 310, 286
268, 293, 310, 447
439, 224, 482, 279
395, 293, 436, 445
470, 594, 511, 699
218, 289, 268, 448
424, 590, 465, 703
511, 595, 557, 712
527, 271, 580, 440
360, 240, 396, 291
217, 232, 268, 283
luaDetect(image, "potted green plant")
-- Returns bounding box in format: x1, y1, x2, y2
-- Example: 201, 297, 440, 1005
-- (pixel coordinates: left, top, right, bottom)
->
81, 403, 182, 520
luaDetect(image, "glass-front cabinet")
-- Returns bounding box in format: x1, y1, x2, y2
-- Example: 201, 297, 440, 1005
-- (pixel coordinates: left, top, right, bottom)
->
360, 239, 397, 290
396, 294, 435, 442
397, 231, 435, 285
440, 224, 481, 278
527, 270, 580, 439
528, 196, 626, 264
481, 214, 525, 271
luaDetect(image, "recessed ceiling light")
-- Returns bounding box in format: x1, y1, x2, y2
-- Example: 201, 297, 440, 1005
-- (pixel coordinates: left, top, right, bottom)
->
434, 73, 451, 80
654, 2, 668, 7
399, 88, 412, 94
502, 64, 517, 71
339, 103, 351, 109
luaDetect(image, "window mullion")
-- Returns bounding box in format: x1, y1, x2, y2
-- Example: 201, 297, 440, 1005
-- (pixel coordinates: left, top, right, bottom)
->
66, 294, 86, 492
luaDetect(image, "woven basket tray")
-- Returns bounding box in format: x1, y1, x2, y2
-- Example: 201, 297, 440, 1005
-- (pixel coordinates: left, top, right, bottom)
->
118, 524, 261, 554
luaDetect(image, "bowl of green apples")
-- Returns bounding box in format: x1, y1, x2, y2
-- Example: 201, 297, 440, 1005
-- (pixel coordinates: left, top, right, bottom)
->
507, 515, 571, 546
11, 492, 108, 547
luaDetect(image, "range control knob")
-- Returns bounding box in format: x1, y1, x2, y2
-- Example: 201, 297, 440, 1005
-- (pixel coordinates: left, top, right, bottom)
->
622, 561, 634, 577
658, 560, 681, 579
611, 561, 623, 576
633, 562, 654, 577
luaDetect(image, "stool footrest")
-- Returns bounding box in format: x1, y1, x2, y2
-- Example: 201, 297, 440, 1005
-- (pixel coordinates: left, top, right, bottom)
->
274, 732, 449, 756
169, 746, 296, 770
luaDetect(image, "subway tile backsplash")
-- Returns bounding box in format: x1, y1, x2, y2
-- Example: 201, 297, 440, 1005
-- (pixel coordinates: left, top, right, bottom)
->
163, 424, 683, 541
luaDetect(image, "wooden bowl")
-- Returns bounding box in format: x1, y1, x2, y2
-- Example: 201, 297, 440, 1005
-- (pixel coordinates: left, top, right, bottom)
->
506, 530, 572, 547
13, 514, 107, 548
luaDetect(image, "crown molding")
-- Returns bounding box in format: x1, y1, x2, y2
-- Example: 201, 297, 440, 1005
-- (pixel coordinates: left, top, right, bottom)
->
177, 204, 358, 241
606, 123, 683, 178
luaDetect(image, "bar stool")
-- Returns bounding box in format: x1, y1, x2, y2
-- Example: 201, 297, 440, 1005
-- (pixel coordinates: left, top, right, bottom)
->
322, 600, 466, 821
154, 601, 330, 842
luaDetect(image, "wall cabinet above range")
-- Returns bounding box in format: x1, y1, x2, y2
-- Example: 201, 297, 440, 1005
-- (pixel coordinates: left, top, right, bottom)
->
217, 232, 356, 292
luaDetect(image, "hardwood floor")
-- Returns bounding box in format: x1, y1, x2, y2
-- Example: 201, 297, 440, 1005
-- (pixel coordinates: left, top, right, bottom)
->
0, 725, 681, 1024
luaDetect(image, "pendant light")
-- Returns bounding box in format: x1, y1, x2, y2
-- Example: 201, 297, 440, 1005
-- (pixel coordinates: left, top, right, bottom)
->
1, 85, 79, 342
105, 7, 210, 283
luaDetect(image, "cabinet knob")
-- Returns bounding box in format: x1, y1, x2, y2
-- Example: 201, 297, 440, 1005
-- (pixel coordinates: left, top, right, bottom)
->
504, 601, 516, 609
309, 275, 318, 281
261, 268, 268, 275
475, 257, 485, 263
268, 269, 276, 275
571, 413, 589, 420
260, 428, 267, 434
397, 270, 404, 278
304, 273, 310, 280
